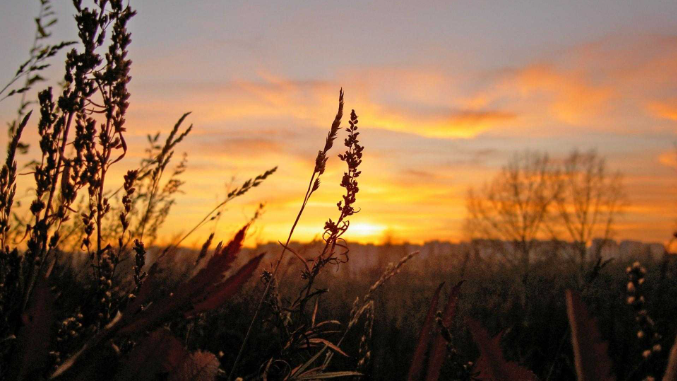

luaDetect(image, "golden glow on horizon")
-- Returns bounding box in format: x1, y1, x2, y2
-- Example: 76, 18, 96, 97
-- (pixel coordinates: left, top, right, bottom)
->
2, 29, 677, 247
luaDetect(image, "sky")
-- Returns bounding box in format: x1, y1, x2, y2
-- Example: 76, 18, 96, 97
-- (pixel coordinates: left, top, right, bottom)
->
0, 0, 676, 246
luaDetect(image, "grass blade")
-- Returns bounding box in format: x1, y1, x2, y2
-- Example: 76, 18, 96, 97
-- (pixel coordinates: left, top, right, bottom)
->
407, 282, 444, 381
425, 281, 463, 381
565, 290, 615, 381
665, 334, 677, 381
466, 319, 537, 381
11, 271, 54, 381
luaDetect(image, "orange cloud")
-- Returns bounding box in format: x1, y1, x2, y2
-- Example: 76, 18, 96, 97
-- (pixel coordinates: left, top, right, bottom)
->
360, 104, 517, 138
658, 150, 677, 170
127, 68, 520, 140
648, 99, 677, 123
505, 64, 615, 125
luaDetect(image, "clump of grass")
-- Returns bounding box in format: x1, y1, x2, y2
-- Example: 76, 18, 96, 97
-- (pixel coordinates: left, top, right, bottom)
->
9, 2, 677, 381
0, 1, 279, 379
0, 2, 378, 380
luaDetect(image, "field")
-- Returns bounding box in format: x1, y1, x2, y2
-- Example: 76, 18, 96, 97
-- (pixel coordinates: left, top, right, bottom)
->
185, 241, 677, 380
1, 1, 677, 380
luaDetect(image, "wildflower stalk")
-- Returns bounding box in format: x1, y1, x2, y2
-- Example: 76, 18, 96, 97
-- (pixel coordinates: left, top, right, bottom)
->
0, 0, 74, 107
0, 112, 31, 250
157, 166, 276, 260
136, 113, 192, 242
295, 108, 363, 315
626, 261, 662, 379
21, 1, 136, 320
228, 89, 344, 381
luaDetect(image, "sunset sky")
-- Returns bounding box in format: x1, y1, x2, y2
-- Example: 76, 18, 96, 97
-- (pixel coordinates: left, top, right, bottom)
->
1, 1, 676, 246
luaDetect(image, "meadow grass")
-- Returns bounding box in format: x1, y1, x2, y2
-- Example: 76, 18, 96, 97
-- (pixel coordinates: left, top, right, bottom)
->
0, 1, 676, 381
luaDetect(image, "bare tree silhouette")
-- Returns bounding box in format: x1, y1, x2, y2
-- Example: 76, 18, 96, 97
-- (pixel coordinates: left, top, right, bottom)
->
551, 150, 625, 268
465, 151, 558, 274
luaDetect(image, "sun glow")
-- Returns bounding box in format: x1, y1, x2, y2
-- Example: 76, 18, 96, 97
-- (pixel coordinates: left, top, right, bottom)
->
346, 222, 387, 240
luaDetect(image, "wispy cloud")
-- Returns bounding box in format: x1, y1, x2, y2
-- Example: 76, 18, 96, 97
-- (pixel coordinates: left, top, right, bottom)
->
648, 99, 677, 124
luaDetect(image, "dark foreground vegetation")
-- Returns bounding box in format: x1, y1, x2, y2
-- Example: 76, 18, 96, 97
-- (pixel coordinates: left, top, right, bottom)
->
0, 1, 676, 380
246, 241, 677, 380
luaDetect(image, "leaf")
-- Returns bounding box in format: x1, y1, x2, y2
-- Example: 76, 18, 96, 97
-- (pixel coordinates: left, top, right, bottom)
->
11, 272, 55, 381
115, 329, 188, 381
312, 298, 319, 327
466, 319, 537, 381
187, 253, 265, 316
665, 334, 677, 381
308, 338, 349, 357
565, 290, 615, 381
119, 225, 252, 334
27, 74, 45, 86
290, 346, 328, 378
55, 228, 257, 379
296, 371, 363, 380
35, 18, 49, 38
408, 282, 444, 381
425, 281, 464, 381
168, 351, 220, 381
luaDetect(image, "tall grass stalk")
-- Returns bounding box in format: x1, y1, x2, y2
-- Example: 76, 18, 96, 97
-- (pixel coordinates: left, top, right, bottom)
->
228, 89, 344, 380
